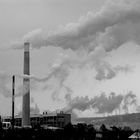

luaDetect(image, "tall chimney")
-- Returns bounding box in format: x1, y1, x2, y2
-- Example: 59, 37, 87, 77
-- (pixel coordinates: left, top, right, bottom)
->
22, 42, 30, 127
12, 75, 15, 130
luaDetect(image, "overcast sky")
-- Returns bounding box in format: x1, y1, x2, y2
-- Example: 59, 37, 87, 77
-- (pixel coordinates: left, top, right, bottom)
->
0, 0, 140, 118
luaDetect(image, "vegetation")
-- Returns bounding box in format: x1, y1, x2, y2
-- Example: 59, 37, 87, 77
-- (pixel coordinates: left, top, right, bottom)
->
0, 122, 135, 140
1, 113, 140, 139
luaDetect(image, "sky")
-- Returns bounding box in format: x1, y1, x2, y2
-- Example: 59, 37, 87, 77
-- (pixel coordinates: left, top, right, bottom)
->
0, 0, 140, 119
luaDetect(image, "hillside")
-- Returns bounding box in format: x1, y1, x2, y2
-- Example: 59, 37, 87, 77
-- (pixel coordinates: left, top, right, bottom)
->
76, 113, 140, 130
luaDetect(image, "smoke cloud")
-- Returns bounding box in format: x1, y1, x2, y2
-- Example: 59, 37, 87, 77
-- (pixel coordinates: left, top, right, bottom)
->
1, 0, 138, 116
12, 0, 140, 52
92, 92, 124, 114
0, 72, 11, 97
64, 94, 95, 113
95, 62, 132, 81
122, 91, 137, 113
0, 72, 44, 97
63, 91, 138, 117
7, 0, 136, 95
19, 0, 137, 83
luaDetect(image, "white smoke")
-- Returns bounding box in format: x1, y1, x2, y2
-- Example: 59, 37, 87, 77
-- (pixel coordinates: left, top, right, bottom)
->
63, 91, 138, 117
12, 0, 140, 52
0, 71, 11, 97
9, 0, 137, 83
2, 0, 139, 103
95, 62, 132, 81
0, 72, 45, 97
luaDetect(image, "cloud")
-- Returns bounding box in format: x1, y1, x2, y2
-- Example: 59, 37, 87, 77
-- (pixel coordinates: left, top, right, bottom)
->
9, 0, 136, 87
0, 0, 137, 103
11, 0, 140, 52
0, 71, 12, 97
95, 62, 132, 81
92, 92, 123, 114
0, 72, 44, 97
63, 91, 138, 116
64, 95, 95, 113
122, 91, 137, 113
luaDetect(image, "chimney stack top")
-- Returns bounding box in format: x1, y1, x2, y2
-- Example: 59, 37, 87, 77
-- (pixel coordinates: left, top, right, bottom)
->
24, 42, 30, 52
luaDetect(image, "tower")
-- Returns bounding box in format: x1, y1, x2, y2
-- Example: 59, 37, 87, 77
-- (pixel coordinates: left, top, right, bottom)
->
12, 75, 15, 130
22, 42, 30, 127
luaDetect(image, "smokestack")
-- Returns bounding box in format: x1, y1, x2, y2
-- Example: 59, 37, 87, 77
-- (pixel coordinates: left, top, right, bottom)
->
22, 42, 30, 127
12, 75, 15, 130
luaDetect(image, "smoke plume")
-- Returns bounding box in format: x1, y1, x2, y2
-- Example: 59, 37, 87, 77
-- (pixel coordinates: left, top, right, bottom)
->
64, 94, 95, 113
0, 72, 11, 97
12, 0, 140, 52
21, 0, 137, 82
1, 0, 138, 114
8, 0, 137, 94
94, 62, 132, 81
0, 72, 44, 97
63, 91, 138, 117
122, 91, 137, 113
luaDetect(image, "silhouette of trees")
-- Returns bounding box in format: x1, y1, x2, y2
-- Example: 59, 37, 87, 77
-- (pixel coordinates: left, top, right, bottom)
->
0, 122, 135, 140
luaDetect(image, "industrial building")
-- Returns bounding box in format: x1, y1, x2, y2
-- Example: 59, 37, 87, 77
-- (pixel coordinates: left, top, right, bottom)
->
2, 42, 72, 129
2, 111, 71, 128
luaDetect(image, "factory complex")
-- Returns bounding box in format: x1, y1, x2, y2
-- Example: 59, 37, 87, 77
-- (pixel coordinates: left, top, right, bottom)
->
0, 42, 71, 129
2, 111, 71, 128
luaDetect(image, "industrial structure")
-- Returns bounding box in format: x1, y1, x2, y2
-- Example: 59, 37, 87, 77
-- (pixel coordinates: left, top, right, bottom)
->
2, 112, 71, 128
12, 75, 15, 129
1, 42, 71, 129
22, 42, 30, 127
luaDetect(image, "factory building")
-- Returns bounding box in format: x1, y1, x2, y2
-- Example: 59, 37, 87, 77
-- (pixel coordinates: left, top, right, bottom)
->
42, 111, 71, 128
1, 42, 71, 129
2, 111, 71, 128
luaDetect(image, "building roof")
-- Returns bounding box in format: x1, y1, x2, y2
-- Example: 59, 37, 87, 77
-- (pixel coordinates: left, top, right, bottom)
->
2, 112, 71, 119
129, 131, 140, 139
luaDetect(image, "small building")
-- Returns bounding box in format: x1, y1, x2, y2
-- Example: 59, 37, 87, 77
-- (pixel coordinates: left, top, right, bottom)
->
95, 132, 103, 140
129, 130, 140, 140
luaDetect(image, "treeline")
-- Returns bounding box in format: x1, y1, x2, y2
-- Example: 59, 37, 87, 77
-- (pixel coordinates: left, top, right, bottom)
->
0, 123, 135, 140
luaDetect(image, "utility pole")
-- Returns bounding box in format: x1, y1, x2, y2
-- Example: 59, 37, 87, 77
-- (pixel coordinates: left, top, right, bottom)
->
12, 75, 15, 130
